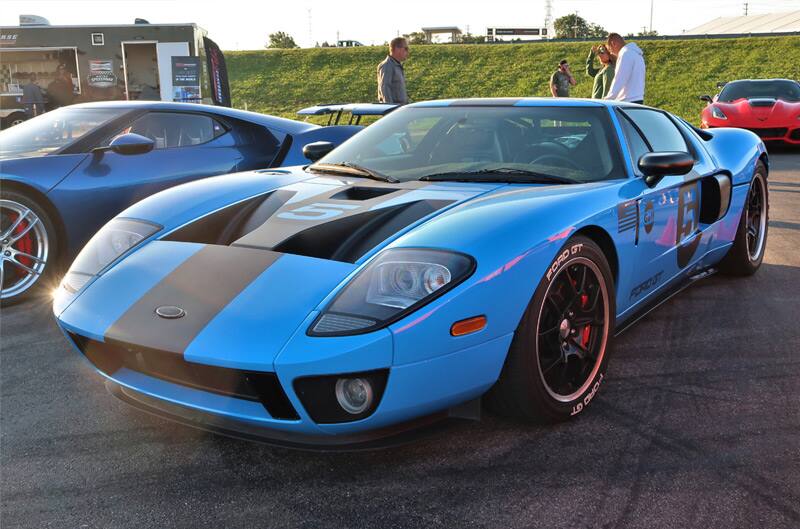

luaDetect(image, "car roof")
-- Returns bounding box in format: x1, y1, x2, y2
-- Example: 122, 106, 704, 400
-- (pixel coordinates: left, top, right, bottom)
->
408, 97, 640, 109
67, 101, 318, 135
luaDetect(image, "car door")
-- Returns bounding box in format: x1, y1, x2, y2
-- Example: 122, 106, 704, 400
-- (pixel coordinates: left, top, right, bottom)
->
56, 111, 243, 249
616, 107, 717, 314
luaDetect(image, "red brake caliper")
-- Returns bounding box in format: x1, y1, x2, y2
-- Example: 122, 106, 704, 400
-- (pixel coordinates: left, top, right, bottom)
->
9, 212, 35, 278
580, 294, 591, 347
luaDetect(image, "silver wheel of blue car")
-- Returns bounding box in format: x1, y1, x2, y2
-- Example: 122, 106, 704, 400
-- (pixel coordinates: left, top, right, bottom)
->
1, 196, 52, 303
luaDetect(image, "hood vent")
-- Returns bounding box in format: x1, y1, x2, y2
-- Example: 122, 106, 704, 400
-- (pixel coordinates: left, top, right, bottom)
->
162, 184, 457, 264
330, 186, 397, 201
749, 98, 776, 108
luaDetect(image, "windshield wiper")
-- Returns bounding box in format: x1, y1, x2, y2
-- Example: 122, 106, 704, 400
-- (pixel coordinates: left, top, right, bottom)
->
309, 162, 398, 183
420, 167, 578, 185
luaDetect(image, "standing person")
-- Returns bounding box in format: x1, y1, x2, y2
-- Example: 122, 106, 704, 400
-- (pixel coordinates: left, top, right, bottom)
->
586, 45, 615, 99
47, 64, 75, 109
22, 74, 45, 118
604, 33, 645, 104
377, 37, 409, 104
549, 59, 576, 98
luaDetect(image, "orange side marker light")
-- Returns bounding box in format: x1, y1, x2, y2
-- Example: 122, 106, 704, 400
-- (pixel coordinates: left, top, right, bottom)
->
450, 316, 487, 337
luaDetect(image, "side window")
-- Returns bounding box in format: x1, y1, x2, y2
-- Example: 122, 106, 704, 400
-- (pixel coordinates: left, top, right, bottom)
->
108, 112, 226, 149
621, 108, 689, 153
618, 113, 651, 168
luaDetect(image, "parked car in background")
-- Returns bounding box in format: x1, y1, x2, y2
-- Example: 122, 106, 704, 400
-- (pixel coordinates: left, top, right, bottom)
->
54, 98, 768, 449
700, 78, 800, 144
0, 101, 365, 303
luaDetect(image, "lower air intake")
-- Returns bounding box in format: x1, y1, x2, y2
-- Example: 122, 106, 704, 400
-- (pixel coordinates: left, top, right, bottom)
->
67, 332, 299, 420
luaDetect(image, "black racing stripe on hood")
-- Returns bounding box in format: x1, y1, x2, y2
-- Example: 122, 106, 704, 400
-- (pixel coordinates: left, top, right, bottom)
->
105, 245, 281, 354
231, 183, 416, 250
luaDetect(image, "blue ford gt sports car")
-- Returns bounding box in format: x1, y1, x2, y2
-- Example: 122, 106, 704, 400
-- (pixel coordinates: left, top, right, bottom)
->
53, 98, 768, 449
0, 101, 364, 303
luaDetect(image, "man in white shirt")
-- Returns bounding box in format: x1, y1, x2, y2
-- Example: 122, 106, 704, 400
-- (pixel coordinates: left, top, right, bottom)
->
604, 33, 646, 104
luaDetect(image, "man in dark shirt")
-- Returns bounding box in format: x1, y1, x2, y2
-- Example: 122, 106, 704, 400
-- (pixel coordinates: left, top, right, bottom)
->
377, 37, 409, 104
47, 64, 74, 109
549, 59, 576, 97
22, 74, 45, 117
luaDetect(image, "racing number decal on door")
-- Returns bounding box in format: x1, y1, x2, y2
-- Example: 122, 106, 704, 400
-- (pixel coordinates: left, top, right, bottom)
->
277, 202, 360, 220
676, 182, 702, 268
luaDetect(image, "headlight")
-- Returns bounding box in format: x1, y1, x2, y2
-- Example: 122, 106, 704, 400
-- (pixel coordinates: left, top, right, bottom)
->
309, 248, 475, 336
61, 218, 161, 293
711, 106, 727, 120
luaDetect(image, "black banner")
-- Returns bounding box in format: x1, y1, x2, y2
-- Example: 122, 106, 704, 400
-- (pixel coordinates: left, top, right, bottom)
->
171, 57, 201, 102
203, 37, 231, 107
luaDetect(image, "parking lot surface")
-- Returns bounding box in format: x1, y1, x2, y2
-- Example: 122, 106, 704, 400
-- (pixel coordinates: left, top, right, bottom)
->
2, 149, 799, 529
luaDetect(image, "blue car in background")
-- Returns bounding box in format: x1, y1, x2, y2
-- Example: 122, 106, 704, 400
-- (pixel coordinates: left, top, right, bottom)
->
54, 98, 768, 449
0, 101, 366, 303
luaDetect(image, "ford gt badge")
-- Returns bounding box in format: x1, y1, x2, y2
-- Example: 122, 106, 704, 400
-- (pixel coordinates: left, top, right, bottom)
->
155, 306, 186, 319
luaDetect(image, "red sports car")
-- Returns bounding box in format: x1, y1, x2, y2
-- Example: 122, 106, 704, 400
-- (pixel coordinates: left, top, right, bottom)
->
700, 78, 800, 144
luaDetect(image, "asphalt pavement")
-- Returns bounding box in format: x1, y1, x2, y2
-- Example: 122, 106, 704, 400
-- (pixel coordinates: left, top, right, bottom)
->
2, 149, 799, 529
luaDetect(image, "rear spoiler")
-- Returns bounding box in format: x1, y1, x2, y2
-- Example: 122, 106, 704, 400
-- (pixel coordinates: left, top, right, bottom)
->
296, 103, 400, 125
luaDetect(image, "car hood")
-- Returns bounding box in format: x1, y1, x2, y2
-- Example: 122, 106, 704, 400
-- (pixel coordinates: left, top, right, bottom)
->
0, 153, 88, 192
714, 98, 800, 123
58, 174, 501, 369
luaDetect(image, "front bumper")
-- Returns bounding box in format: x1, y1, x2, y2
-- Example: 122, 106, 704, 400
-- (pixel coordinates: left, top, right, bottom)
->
61, 322, 512, 447
705, 121, 800, 144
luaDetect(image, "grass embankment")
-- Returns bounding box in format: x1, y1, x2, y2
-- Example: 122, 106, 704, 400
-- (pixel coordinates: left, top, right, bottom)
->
227, 36, 800, 124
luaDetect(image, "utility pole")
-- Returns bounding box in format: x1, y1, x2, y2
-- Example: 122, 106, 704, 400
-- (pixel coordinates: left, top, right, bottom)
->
544, 0, 553, 38
650, 0, 654, 33
573, 11, 579, 39
307, 8, 312, 48
744, 2, 748, 16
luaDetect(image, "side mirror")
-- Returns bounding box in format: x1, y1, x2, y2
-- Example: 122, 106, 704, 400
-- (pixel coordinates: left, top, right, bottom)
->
93, 133, 155, 156
303, 141, 335, 162
699, 95, 713, 104
638, 152, 695, 187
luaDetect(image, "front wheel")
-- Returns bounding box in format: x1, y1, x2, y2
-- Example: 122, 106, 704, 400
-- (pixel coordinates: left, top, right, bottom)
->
486, 236, 615, 423
719, 161, 768, 276
1, 192, 58, 304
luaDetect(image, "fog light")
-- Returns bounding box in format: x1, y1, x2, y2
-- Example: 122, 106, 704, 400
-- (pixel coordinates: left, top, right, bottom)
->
335, 378, 373, 414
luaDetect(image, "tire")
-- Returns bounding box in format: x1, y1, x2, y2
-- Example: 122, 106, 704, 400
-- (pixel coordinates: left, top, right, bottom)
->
1, 190, 59, 305
719, 161, 768, 276
1, 112, 27, 129
486, 235, 616, 423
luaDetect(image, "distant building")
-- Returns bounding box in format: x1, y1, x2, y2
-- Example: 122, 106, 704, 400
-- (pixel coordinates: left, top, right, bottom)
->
337, 40, 363, 47
421, 26, 462, 43
684, 10, 800, 35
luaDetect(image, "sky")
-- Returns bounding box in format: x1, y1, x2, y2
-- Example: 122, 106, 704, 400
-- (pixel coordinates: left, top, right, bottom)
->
2, 0, 800, 49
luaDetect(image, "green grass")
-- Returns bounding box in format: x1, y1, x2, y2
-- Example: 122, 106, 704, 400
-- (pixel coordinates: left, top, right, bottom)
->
227, 36, 800, 124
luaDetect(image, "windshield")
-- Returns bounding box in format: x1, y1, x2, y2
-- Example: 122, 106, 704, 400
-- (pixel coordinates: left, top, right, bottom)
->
0, 107, 123, 159
314, 105, 625, 183
719, 80, 800, 102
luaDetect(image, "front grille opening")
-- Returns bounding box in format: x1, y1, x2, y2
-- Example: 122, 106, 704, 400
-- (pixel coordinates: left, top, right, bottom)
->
68, 333, 298, 420
747, 128, 788, 138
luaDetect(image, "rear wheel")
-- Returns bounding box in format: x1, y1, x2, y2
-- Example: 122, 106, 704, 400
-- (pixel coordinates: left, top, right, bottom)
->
719, 162, 768, 276
1, 112, 27, 129
486, 236, 615, 422
1, 191, 58, 304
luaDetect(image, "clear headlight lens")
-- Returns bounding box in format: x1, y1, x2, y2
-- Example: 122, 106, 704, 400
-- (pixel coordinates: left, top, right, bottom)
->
310, 248, 474, 336
711, 106, 727, 120
61, 218, 161, 293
